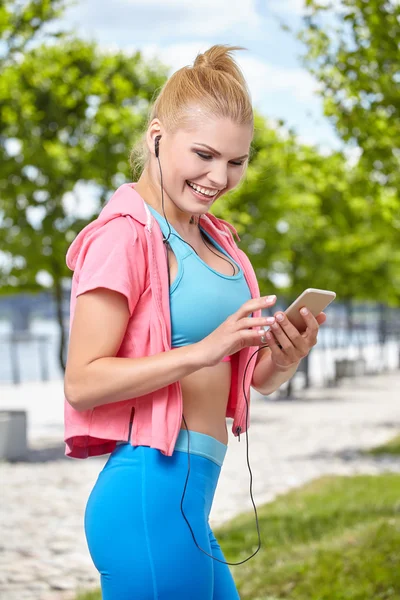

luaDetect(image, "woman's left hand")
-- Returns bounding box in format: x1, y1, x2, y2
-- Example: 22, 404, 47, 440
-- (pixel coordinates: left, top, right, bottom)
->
264, 308, 327, 371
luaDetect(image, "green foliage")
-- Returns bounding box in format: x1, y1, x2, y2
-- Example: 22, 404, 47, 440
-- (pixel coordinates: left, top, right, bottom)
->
209, 0, 400, 306
0, 21, 167, 369
0, 0, 71, 67
300, 0, 400, 190
298, 0, 400, 299
1, 0, 400, 376
212, 114, 400, 304
0, 37, 168, 295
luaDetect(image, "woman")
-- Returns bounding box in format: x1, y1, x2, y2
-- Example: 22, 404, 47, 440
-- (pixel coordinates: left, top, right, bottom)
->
64, 44, 325, 600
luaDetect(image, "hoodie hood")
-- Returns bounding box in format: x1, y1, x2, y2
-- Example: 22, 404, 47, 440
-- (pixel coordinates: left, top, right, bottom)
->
66, 182, 240, 272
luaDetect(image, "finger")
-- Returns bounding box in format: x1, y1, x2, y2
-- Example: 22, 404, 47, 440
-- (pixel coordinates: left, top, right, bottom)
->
264, 330, 283, 351
299, 307, 319, 333
271, 312, 309, 353
240, 316, 274, 330
237, 295, 277, 320
297, 308, 320, 347
269, 320, 295, 352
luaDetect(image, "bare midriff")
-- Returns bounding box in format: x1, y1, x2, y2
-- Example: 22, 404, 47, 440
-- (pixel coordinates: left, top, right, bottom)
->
178, 361, 231, 446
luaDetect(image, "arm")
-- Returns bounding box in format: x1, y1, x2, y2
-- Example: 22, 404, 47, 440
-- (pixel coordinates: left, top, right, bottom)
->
251, 346, 301, 396
64, 288, 206, 412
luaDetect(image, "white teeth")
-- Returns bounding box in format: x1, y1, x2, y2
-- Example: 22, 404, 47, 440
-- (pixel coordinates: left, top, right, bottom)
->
187, 181, 218, 197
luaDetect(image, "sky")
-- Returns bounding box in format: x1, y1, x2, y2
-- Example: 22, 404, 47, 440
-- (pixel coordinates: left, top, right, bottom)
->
54, 0, 345, 155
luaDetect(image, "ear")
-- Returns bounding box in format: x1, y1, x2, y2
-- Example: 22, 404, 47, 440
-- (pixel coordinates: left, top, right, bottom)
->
146, 119, 163, 156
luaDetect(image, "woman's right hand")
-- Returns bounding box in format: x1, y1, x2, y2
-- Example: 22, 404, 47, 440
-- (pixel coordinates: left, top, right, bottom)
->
194, 295, 277, 367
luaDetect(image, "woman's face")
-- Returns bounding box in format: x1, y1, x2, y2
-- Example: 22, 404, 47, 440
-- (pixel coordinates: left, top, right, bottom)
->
150, 114, 253, 217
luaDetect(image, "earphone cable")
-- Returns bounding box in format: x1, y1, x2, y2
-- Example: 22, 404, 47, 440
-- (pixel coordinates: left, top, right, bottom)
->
179, 345, 264, 565
155, 148, 265, 565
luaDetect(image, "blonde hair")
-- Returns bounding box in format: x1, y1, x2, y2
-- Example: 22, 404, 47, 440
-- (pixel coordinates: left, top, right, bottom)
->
129, 44, 253, 177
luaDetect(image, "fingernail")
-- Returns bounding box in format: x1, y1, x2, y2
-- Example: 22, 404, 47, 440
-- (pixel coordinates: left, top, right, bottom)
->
266, 295, 276, 302
300, 307, 308, 315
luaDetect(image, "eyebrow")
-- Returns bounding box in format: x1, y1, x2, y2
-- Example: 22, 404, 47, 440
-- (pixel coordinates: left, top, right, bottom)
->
194, 143, 249, 160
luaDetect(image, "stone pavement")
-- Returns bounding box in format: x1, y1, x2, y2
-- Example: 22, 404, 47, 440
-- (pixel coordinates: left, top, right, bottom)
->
0, 370, 399, 600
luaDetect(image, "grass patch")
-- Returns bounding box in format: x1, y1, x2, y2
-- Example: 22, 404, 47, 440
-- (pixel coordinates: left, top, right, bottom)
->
75, 591, 99, 600
363, 433, 400, 456
74, 473, 400, 600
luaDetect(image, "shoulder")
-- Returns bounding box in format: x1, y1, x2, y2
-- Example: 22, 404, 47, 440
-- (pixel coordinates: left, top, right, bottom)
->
95, 215, 139, 241
71, 215, 147, 275
79, 215, 147, 255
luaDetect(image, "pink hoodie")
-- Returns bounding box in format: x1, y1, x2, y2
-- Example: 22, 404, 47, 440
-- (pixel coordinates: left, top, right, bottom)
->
64, 183, 262, 459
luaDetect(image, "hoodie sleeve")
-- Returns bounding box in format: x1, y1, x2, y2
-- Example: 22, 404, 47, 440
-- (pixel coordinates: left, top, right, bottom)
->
73, 216, 146, 317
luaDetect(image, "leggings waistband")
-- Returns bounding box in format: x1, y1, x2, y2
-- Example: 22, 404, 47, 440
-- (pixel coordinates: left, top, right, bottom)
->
116, 429, 227, 467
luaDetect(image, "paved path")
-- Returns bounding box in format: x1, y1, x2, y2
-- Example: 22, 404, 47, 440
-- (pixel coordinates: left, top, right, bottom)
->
0, 370, 399, 599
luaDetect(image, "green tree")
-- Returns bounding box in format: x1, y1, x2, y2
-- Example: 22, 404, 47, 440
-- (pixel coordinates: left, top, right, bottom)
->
0, 0, 70, 67
295, 0, 400, 319
0, 37, 167, 369
215, 113, 399, 306
299, 0, 400, 193
214, 113, 400, 396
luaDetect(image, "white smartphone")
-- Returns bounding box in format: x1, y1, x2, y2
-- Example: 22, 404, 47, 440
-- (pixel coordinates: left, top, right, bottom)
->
282, 288, 336, 333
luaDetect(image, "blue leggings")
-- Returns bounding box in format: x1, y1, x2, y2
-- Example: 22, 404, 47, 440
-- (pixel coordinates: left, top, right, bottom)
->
84, 429, 240, 599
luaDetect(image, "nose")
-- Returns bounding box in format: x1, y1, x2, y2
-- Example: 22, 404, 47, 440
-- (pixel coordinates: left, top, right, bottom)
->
207, 162, 228, 190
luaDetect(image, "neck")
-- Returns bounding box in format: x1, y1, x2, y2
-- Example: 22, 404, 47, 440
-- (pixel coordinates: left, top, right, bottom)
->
134, 168, 198, 235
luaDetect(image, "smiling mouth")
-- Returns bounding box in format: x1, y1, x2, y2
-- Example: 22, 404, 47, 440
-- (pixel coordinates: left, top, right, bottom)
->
186, 180, 220, 198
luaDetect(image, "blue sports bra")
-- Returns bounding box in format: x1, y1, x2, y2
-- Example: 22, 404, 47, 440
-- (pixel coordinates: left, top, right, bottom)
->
145, 203, 252, 351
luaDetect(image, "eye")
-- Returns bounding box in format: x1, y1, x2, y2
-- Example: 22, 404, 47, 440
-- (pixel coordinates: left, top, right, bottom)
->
196, 152, 212, 161
196, 152, 244, 166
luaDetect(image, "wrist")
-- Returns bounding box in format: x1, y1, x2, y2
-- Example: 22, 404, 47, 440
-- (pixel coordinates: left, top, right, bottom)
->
272, 358, 301, 373
188, 341, 211, 369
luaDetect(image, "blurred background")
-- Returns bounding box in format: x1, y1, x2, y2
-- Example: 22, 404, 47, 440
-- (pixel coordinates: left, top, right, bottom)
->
1, 0, 399, 389
0, 1, 399, 599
